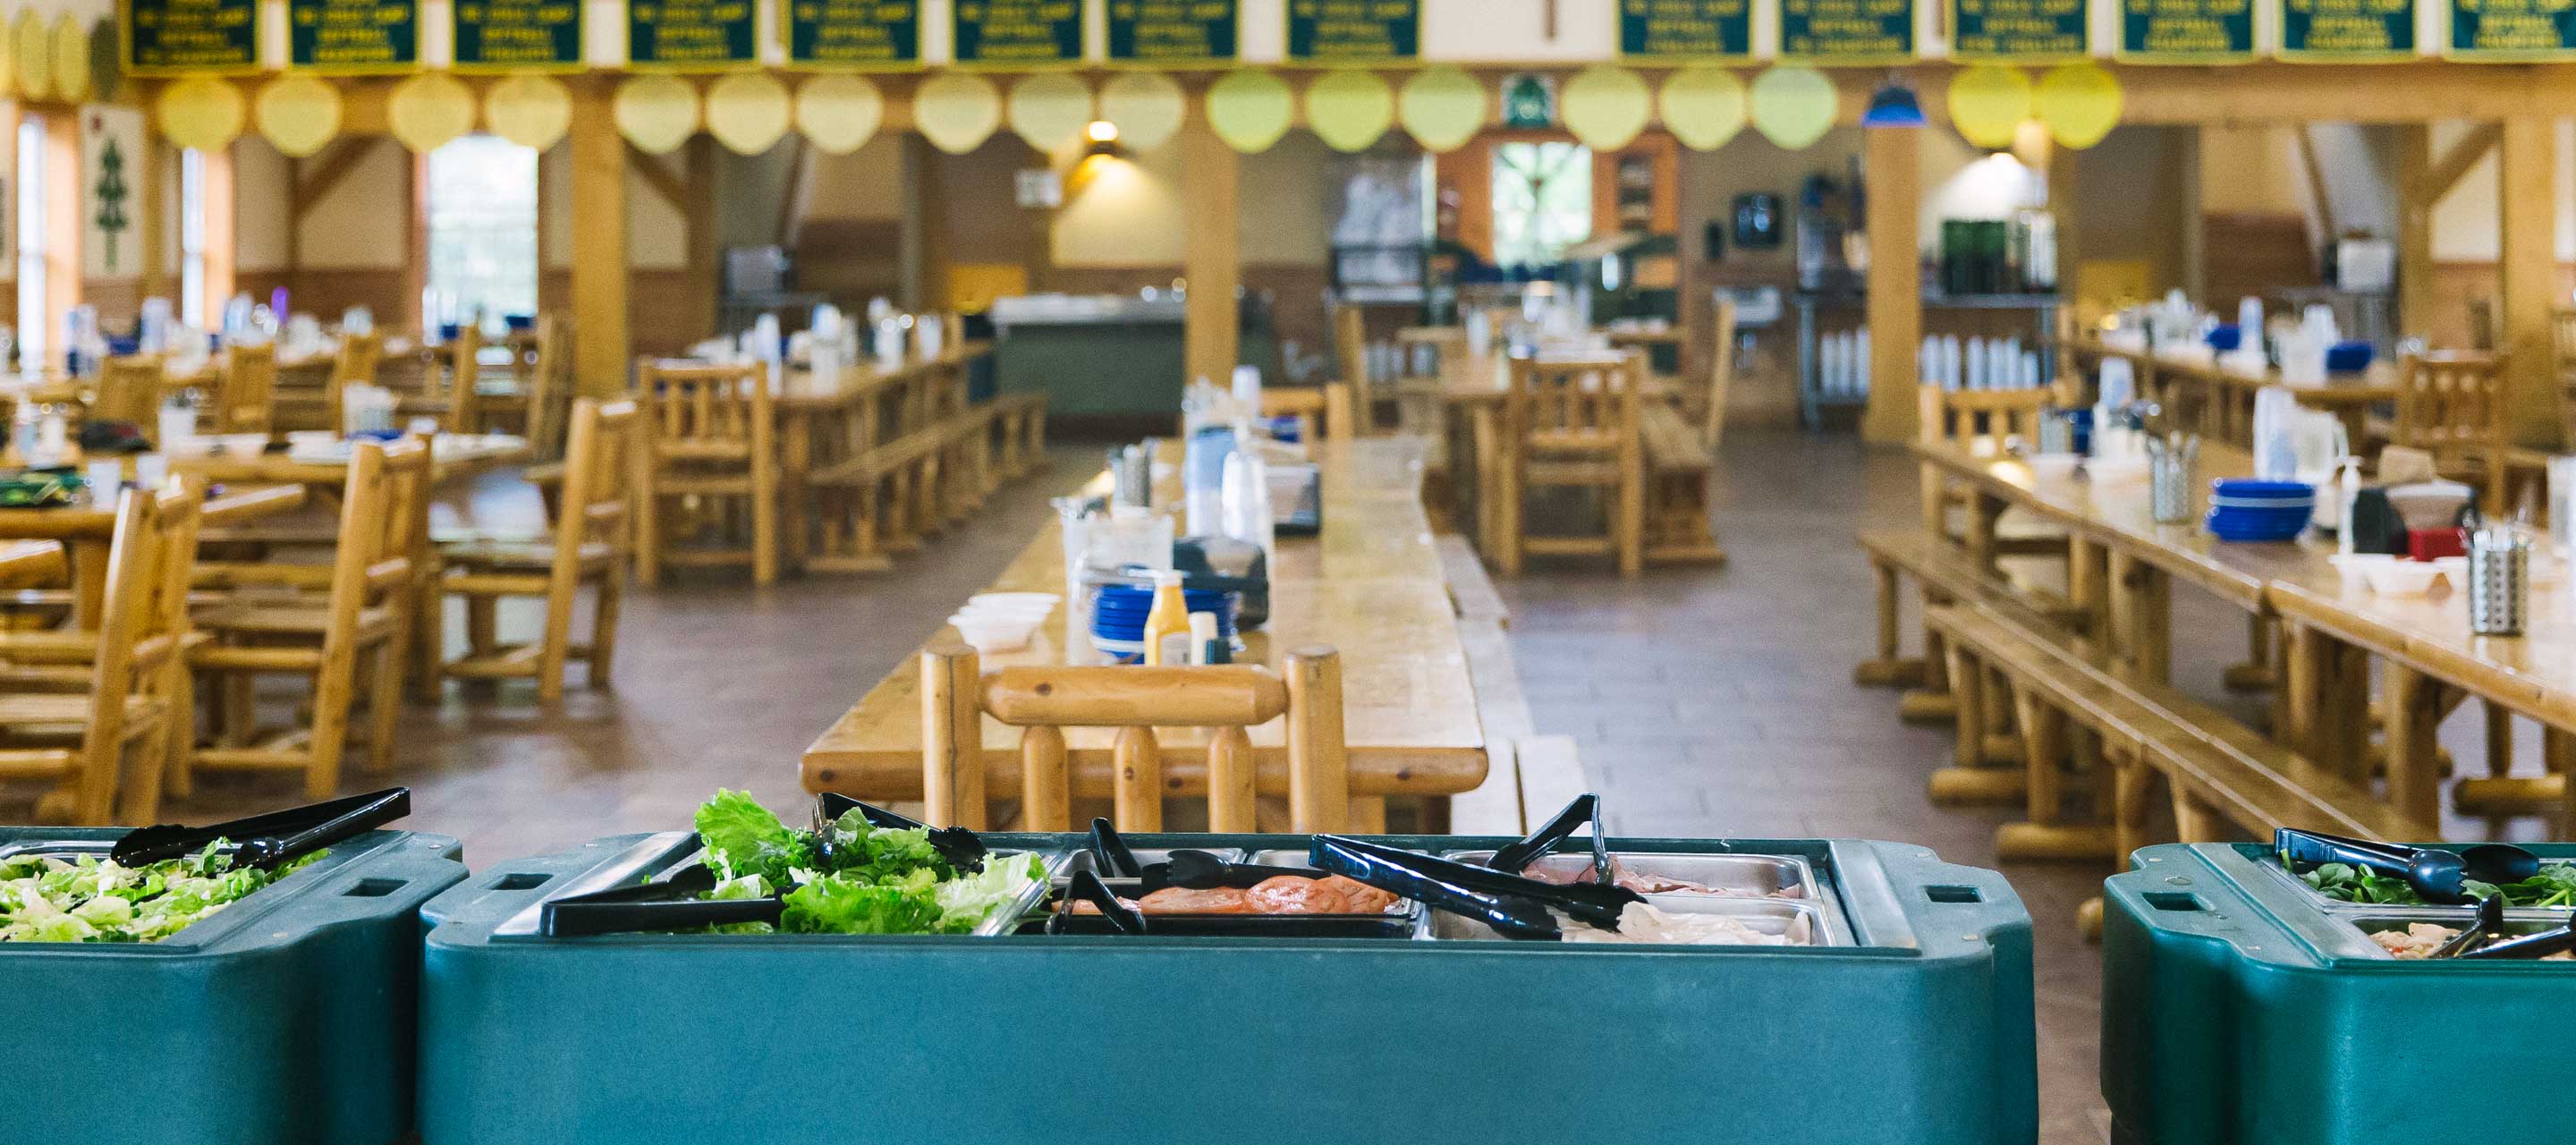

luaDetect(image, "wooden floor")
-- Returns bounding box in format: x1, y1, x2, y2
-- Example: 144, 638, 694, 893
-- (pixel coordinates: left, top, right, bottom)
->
13, 428, 2560, 1145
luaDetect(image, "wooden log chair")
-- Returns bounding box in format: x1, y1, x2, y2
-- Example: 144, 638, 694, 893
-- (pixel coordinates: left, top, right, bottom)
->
214, 343, 279, 434
1898, 382, 2073, 724
634, 359, 778, 586
2392, 350, 2518, 511
1496, 352, 1646, 577
402, 325, 486, 432
1631, 301, 1739, 567
918, 642, 1352, 834
1260, 384, 1355, 444
184, 440, 428, 799
473, 316, 571, 455
1331, 303, 1380, 434
1687, 296, 1740, 451
428, 399, 634, 702
275, 330, 384, 432
92, 356, 167, 427
0, 486, 195, 825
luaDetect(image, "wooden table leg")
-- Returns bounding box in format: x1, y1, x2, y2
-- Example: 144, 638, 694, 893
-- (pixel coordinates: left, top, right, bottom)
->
1966, 491, 2002, 575
2067, 536, 2107, 651
2105, 553, 2171, 684
2284, 622, 2360, 780
2382, 665, 2447, 825
782, 411, 812, 570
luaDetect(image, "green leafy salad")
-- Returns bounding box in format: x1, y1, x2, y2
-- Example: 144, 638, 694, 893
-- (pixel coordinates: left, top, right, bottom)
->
691, 790, 1045, 935
0, 843, 325, 944
2291, 855, 2576, 909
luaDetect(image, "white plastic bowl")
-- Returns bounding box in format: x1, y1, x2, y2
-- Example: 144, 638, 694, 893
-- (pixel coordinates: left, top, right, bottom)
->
969, 592, 1060, 612
2362, 560, 2444, 598
2327, 553, 2392, 589
948, 613, 1036, 653
2029, 454, 2080, 480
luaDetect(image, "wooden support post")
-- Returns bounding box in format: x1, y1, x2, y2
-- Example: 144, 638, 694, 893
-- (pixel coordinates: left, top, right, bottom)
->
2394, 124, 2436, 343
38, 114, 80, 365
1182, 116, 1241, 388
2496, 116, 2557, 445
919, 644, 988, 830
199, 144, 235, 328
140, 138, 169, 301
1861, 127, 1920, 445
569, 80, 631, 398
686, 135, 720, 346
2180, 129, 2207, 301
2046, 140, 2080, 316
1284, 647, 1351, 833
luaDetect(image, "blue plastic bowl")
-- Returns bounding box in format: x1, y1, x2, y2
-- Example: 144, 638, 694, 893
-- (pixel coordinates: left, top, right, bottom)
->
2206, 511, 2310, 541
2206, 325, 2242, 352
2212, 479, 2315, 499
2326, 342, 2375, 373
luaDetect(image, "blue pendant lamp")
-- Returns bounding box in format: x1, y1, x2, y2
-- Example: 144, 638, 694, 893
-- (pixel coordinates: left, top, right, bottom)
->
1862, 77, 1926, 128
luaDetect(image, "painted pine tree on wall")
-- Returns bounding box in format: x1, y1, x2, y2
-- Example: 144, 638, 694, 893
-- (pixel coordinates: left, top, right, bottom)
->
94, 138, 129, 274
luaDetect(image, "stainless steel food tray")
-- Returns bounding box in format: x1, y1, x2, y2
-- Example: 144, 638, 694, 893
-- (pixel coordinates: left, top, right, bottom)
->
2336, 913, 2576, 961
488, 832, 1063, 939
1440, 849, 1822, 900
1057, 846, 1244, 876
1426, 894, 1836, 946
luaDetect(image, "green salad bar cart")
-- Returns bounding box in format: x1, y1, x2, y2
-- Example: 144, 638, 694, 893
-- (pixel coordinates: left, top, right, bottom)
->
2103, 841, 2576, 1144
419, 830, 2036, 1145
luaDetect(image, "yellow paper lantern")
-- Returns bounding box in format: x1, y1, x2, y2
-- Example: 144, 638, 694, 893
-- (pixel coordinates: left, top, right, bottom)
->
388, 72, 477, 152
0, 15, 14, 100
1305, 71, 1393, 153
13, 11, 51, 102
1007, 72, 1093, 152
1660, 67, 1748, 151
1397, 66, 1485, 154
614, 74, 701, 155
1946, 66, 2032, 149
707, 72, 792, 155
484, 73, 572, 150
795, 75, 883, 155
49, 15, 89, 105
157, 77, 247, 151
1205, 69, 1293, 154
914, 72, 1001, 155
1561, 65, 1650, 152
255, 74, 344, 157
1748, 67, 1837, 149
1099, 72, 1185, 153
2036, 64, 2122, 150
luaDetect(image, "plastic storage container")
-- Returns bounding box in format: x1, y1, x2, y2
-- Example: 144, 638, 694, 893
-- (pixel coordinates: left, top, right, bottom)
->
0, 827, 466, 1145
419, 832, 2034, 1145
2104, 842, 2576, 1144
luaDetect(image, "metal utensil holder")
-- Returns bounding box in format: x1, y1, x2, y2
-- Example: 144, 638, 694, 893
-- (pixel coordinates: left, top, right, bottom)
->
2468, 529, 2531, 636
2148, 446, 2194, 524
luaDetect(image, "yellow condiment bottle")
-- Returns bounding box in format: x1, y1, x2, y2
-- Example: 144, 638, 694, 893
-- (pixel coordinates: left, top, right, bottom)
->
1141, 571, 1191, 666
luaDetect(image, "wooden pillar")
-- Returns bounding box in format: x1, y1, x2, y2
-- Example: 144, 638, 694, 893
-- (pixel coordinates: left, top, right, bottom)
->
199, 145, 235, 327
1182, 116, 1241, 386
40, 113, 80, 365
2497, 115, 2556, 446
2046, 139, 2079, 313
685, 134, 719, 344
1861, 127, 1920, 445
2180, 129, 2207, 301
2393, 124, 2435, 343
140, 138, 169, 301
569, 79, 630, 397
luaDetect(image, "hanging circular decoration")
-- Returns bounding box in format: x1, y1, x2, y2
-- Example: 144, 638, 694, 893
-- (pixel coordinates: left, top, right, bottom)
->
255, 74, 343, 157
0, 15, 13, 100
794, 75, 883, 155
1099, 72, 1186, 153
87, 17, 120, 102
707, 72, 792, 155
1660, 67, 1747, 151
1748, 66, 1837, 149
13, 11, 52, 102
387, 72, 476, 152
1205, 69, 1293, 154
157, 77, 247, 151
1397, 66, 1485, 154
1306, 70, 1394, 153
913, 72, 1002, 155
48, 14, 89, 104
614, 73, 701, 155
482, 73, 572, 150
1946, 65, 2032, 149
2036, 63, 2122, 150
1007, 72, 1093, 152
1561, 65, 1651, 152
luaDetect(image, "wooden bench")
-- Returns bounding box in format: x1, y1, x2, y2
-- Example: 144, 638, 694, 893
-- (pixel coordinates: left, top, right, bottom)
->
1436, 536, 1510, 627
1925, 599, 2437, 936
1854, 528, 2088, 734
1638, 403, 1724, 566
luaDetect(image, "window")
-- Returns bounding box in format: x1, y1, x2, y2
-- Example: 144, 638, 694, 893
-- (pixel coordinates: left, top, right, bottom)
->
180, 148, 207, 326
1488, 141, 1592, 270
16, 116, 45, 367
424, 135, 538, 324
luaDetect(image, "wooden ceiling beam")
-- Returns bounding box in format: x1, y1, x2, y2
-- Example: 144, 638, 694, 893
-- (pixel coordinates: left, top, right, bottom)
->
628, 145, 689, 212
292, 139, 376, 220
2421, 123, 2504, 203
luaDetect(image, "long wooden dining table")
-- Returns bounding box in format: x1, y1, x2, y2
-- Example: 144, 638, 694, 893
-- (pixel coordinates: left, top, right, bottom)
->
773, 343, 991, 573
0, 484, 308, 626
801, 437, 1490, 828
1918, 434, 2576, 834
2055, 334, 2396, 447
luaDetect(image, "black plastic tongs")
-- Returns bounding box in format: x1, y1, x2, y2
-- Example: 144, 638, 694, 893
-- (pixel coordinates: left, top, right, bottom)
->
1087, 818, 1142, 878
2275, 828, 2539, 905
816, 793, 990, 870
1059, 870, 1149, 936
112, 787, 411, 870
1487, 793, 1614, 887
539, 864, 787, 938
1309, 835, 1642, 940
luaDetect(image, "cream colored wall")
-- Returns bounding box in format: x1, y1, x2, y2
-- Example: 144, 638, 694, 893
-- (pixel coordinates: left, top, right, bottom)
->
2431, 119, 2576, 262
803, 136, 908, 222
297, 140, 407, 270
1051, 146, 1189, 267
233, 137, 292, 273
2198, 127, 2307, 216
